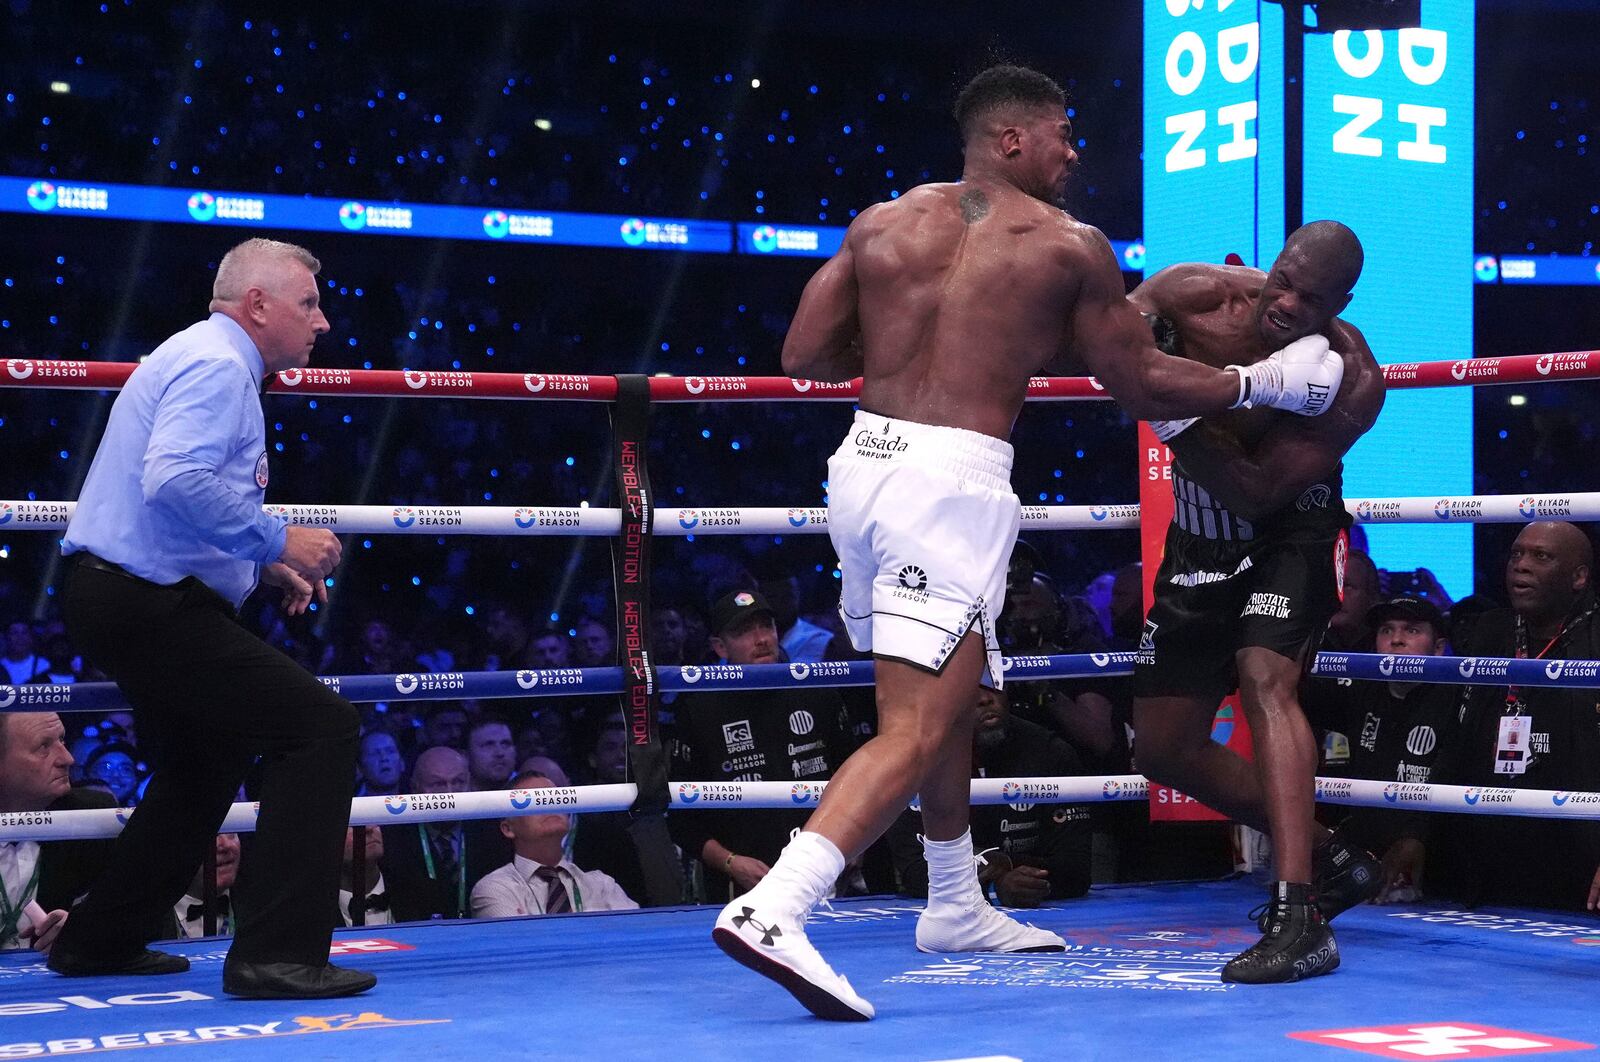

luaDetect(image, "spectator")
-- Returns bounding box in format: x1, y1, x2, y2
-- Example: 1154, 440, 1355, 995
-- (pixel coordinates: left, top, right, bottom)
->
667, 590, 856, 900
471, 771, 639, 917
0, 712, 113, 954
26, 633, 81, 685
418, 703, 469, 751
1433, 522, 1600, 912
650, 605, 690, 667
467, 718, 517, 791
356, 731, 404, 797
1305, 596, 1457, 902
572, 617, 615, 668
518, 755, 571, 787
1324, 549, 1381, 651
1107, 562, 1145, 650
1003, 574, 1125, 759
170, 834, 241, 939
570, 715, 662, 905
481, 604, 532, 672
527, 629, 572, 669
1083, 569, 1117, 641
759, 571, 833, 663
2, 622, 42, 686
380, 746, 511, 922
889, 686, 1092, 905
81, 742, 145, 807
340, 827, 390, 928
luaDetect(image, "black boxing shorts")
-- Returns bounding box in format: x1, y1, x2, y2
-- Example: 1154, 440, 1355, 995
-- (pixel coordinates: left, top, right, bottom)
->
1134, 521, 1350, 702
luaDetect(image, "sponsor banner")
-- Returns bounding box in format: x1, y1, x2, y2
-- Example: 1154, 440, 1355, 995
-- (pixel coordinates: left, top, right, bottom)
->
1310, 652, 1600, 690
656, 507, 831, 536
1386, 909, 1600, 943
0, 1007, 451, 1055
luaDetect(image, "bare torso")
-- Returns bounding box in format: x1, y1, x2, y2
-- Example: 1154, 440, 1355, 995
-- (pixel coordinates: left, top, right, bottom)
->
1129, 264, 1383, 454
850, 180, 1092, 440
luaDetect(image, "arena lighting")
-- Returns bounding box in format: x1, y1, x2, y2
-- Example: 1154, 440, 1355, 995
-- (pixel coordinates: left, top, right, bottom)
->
1509, 394, 1528, 406
533, 117, 553, 131
49, 81, 70, 94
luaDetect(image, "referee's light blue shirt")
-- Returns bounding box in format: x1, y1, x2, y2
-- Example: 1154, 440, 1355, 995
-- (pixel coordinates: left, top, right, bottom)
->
62, 313, 289, 609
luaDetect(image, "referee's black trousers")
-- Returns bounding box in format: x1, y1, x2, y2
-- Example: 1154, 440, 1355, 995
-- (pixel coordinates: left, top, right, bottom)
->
56, 561, 360, 966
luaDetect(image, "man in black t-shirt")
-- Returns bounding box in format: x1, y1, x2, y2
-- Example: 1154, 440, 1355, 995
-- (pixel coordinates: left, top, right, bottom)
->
888, 685, 1092, 906
1304, 595, 1456, 900
668, 591, 856, 901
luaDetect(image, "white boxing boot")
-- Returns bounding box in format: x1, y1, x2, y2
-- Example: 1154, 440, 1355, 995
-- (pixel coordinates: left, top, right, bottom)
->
914, 831, 1066, 954
711, 831, 875, 1021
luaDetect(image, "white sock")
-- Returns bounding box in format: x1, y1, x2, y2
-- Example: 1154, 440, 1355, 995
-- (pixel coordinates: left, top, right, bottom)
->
922, 829, 982, 910
755, 830, 846, 913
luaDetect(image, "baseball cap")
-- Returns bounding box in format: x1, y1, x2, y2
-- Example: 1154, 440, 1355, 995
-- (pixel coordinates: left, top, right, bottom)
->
1366, 595, 1445, 629
708, 590, 775, 635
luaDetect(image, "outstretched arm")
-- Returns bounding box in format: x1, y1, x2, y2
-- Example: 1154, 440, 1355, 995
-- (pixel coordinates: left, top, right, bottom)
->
1060, 230, 1243, 420
781, 219, 865, 382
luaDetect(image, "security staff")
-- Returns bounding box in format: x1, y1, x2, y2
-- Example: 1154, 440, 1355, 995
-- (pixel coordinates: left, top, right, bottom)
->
49, 238, 374, 999
889, 685, 1092, 906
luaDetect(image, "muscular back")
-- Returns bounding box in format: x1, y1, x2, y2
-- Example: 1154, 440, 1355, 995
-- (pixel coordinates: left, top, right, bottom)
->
847, 181, 1094, 439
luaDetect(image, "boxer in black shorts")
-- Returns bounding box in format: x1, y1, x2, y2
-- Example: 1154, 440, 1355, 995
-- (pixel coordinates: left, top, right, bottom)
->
1129, 222, 1387, 983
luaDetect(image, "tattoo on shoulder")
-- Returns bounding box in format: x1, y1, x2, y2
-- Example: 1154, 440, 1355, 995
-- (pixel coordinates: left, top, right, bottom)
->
959, 188, 990, 224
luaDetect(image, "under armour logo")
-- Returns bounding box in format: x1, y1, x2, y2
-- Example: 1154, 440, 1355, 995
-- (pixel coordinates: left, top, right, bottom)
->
731, 907, 783, 947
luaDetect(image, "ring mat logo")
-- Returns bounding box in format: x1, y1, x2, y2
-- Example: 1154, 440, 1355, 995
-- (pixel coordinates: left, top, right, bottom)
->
897, 565, 927, 591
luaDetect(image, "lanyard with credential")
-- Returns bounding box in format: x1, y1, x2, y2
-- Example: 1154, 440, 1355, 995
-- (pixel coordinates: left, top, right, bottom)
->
0, 858, 41, 942
418, 826, 466, 916
1508, 607, 1596, 711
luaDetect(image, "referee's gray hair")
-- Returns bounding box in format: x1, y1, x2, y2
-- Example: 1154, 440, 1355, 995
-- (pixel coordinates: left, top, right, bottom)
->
209, 238, 320, 311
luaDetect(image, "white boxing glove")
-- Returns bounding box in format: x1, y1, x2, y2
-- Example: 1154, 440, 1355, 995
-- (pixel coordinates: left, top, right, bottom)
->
1228, 334, 1343, 416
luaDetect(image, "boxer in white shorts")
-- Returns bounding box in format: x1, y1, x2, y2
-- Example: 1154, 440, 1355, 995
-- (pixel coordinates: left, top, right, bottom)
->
711, 63, 1348, 1023
828, 410, 1019, 690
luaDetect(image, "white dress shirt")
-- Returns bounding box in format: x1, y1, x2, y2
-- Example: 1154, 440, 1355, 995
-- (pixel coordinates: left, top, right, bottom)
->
0, 841, 42, 950
173, 890, 233, 939
470, 854, 638, 917
340, 872, 392, 927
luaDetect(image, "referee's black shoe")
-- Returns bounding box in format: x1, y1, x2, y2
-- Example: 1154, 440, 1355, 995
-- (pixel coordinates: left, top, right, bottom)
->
1223, 881, 1339, 984
49, 947, 190, 977
222, 959, 377, 999
1312, 829, 1383, 922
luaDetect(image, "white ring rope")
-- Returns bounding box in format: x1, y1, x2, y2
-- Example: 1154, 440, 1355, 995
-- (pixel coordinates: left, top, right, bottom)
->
2, 491, 1596, 535
4, 775, 1597, 843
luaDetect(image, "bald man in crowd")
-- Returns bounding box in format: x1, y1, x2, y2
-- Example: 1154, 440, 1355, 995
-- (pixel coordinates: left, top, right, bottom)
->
1433, 521, 1600, 911
381, 746, 512, 921
51, 238, 371, 999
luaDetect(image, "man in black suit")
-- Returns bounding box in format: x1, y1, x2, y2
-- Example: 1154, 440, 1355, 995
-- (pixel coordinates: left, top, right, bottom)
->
380, 746, 511, 921
0, 712, 113, 953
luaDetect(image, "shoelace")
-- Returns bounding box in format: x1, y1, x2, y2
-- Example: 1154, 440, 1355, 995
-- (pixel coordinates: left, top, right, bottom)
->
1247, 899, 1296, 937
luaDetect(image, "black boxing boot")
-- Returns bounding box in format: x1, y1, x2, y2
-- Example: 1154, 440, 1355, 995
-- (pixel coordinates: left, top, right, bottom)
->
1224, 881, 1339, 984
1312, 828, 1383, 922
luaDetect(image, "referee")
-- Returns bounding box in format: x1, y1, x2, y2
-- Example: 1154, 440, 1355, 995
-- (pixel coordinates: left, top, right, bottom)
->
48, 238, 375, 999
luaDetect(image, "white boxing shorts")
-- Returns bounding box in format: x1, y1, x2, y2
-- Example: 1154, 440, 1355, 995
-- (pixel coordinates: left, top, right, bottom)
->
827, 410, 1020, 689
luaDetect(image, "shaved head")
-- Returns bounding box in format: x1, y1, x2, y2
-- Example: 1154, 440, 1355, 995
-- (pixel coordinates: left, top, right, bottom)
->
1282, 221, 1364, 296
1506, 521, 1593, 627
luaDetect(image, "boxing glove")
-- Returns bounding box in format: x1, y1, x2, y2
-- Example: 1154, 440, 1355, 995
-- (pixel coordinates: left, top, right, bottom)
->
1228, 334, 1343, 416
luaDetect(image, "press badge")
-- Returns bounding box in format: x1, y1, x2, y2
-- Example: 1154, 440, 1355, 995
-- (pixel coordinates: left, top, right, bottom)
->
1495, 714, 1530, 775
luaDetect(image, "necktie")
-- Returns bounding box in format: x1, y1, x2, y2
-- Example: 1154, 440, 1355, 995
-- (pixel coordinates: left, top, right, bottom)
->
535, 866, 571, 914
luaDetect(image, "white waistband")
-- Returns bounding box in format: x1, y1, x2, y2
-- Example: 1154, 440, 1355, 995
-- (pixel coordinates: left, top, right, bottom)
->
843, 411, 1013, 492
